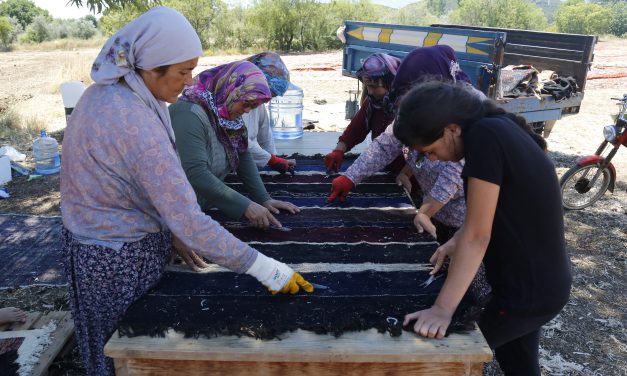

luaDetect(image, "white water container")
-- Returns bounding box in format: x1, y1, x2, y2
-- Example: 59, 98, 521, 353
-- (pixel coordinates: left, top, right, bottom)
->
32, 130, 60, 175
269, 83, 304, 140
60, 80, 86, 125
0, 155, 11, 185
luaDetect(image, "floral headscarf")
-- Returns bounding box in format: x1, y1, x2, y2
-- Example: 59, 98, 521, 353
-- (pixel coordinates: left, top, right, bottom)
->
180, 61, 272, 170
91, 7, 202, 145
355, 53, 401, 131
246, 52, 290, 97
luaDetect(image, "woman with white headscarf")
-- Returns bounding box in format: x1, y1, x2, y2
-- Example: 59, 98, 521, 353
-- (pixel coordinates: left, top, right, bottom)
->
60, 7, 312, 375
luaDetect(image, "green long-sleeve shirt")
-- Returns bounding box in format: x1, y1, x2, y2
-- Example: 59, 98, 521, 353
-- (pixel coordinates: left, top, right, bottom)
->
169, 100, 271, 220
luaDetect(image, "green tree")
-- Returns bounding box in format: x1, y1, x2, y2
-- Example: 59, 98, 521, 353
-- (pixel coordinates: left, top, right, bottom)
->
427, 0, 446, 16
250, 0, 299, 51
73, 18, 98, 39
98, 5, 145, 35
449, 0, 547, 30
68, 0, 159, 13
22, 15, 50, 43
555, 0, 611, 35
608, 1, 627, 37
0, 0, 50, 29
211, 4, 260, 50
164, 0, 225, 49
83, 14, 99, 29
0, 16, 13, 48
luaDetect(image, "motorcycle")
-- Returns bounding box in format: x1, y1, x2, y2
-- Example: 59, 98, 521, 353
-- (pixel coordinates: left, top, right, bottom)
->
560, 94, 627, 210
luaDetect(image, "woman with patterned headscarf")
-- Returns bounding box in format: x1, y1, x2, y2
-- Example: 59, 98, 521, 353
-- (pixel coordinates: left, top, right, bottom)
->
61, 9, 312, 375
170, 60, 300, 231
242, 52, 296, 174
324, 53, 402, 174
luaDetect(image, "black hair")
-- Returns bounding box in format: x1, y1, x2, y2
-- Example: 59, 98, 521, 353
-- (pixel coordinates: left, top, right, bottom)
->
393, 80, 547, 151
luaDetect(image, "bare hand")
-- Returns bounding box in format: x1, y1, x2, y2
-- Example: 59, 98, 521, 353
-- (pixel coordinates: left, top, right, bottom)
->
263, 199, 300, 215
414, 212, 437, 239
395, 172, 412, 192
245, 202, 281, 229
403, 305, 453, 339
171, 235, 210, 272
429, 237, 457, 275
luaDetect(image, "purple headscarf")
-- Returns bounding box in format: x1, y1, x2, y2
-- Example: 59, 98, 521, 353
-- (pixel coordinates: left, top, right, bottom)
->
356, 53, 401, 84
356, 53, 401, 131
391, 45, 471, 100
180, 61, 272, 170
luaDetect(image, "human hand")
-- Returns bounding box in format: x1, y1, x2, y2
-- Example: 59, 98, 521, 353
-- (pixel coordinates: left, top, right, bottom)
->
268, 154, 295, 175
403, 305, 453, 339
0, 307, 27, 324
245, 202, 280, 229
171, 235, 210, 272
246, 253, 314, 294
395, 171, 413, 192
327, 175, 354, 203
263, 199, 300, 215
429, 237, 457, 275
414, 212, 437, 239
324, 149, 345, 173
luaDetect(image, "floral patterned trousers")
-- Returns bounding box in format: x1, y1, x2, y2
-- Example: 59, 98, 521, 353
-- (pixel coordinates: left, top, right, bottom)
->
62, 228, 171, 376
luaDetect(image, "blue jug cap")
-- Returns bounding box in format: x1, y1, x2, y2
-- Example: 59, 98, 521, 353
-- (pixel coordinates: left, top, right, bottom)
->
40, 130, 47, 137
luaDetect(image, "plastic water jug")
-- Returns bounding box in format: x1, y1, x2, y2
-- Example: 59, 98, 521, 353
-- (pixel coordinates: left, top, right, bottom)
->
32, 130, 60, 175
269, 83, 304, 140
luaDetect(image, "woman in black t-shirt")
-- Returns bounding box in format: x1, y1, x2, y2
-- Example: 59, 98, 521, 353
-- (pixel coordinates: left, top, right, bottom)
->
393, 80, 570, 375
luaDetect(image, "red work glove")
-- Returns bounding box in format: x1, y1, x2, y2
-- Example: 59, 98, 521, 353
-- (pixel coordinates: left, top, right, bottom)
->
324, 149, 345, 173
268, 154, 294, 175
328, 176, 354, 203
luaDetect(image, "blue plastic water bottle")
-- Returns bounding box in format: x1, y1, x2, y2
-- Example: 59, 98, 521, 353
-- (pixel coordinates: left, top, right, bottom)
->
32, 130, 61, 175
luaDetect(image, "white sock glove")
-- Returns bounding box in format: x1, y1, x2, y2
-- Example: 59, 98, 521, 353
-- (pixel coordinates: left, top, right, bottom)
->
246, 252, 294, 292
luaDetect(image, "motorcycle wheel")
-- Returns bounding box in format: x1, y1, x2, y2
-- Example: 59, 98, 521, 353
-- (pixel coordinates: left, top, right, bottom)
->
560, 164, 611, 210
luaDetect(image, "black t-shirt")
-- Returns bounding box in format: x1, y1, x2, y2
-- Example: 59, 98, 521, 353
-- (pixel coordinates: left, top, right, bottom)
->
462, 115, 571, 315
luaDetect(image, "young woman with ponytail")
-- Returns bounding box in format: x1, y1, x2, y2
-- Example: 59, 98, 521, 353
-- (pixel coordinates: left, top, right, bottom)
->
395, 80, 568, 375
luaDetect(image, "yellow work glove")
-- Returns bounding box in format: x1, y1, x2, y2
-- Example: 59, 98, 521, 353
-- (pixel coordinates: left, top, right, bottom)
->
245, 253, 314, 295
271, 272, 314, 295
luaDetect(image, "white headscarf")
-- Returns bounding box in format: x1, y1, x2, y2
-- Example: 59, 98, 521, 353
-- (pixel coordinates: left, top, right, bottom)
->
91, 6, 203, 143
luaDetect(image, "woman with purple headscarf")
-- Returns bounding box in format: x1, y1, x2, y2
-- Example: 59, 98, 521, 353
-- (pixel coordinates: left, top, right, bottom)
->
324, 53, 402, 173
61, 9, 312, 375
328, 45, 484, 243
170, 61, 300, 230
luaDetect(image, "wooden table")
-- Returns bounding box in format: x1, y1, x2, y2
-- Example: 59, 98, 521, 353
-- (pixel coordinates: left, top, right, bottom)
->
105, 327, 492, 376
105, 133, 492, 375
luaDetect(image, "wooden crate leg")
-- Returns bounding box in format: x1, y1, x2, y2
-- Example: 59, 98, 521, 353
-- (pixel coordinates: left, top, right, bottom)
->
114, 359, 130, 376
464, 362, 484, 375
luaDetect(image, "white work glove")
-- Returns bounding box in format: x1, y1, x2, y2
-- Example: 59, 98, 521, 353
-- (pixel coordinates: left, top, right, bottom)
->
246, 253, 313, 294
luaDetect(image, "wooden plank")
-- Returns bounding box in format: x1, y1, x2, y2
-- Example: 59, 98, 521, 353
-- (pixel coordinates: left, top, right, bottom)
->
274, 132, 370, 156
114, 358, 484, 376
105, 328, 492, 363
30, 311, 75, 376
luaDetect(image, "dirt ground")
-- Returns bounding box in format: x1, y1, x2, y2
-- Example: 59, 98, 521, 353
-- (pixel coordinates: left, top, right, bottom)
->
0, 39, 625, 375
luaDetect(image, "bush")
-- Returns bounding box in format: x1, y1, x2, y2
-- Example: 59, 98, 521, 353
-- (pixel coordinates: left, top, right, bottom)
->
73, 19, 97, 39
21, 15, 50, 43
0, 16, 13, 48
556, 0, 611, 35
